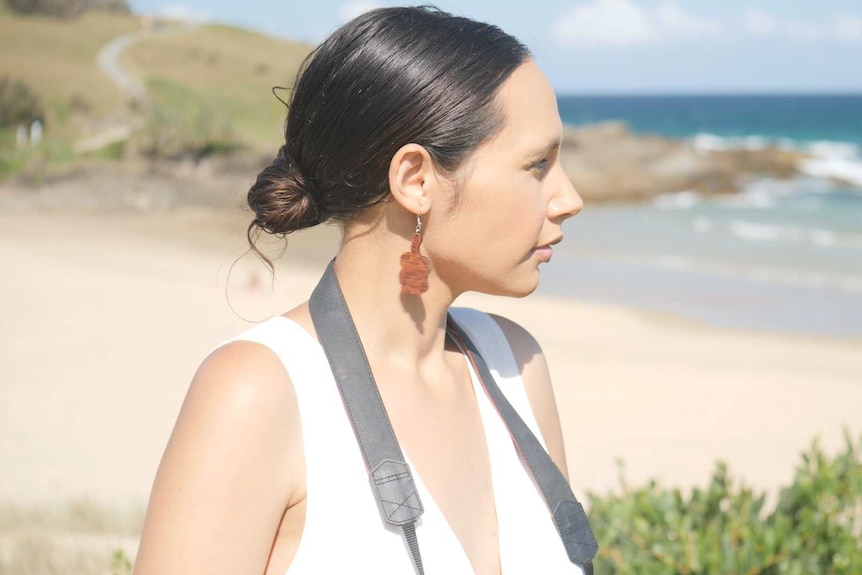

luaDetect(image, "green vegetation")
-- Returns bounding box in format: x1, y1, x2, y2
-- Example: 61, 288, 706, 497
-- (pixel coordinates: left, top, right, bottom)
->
0, 9, 138, 179
589, 430, 862, 574
133, 79, 239, 160
4, 0, 130, 18
0, 10, 139, 139
0, 78, 45, 126
0, 9, 310, 180
111, 549, 133, 575
123, 24, 310, 155
0, 499, 143, 575
1, 434, 858, 575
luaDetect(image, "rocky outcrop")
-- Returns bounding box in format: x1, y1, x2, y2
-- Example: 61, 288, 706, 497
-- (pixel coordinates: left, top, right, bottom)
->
560, 122, 802, 202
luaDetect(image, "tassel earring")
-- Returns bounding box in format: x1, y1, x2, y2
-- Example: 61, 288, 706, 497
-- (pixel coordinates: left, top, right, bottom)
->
399, 209, 431, 295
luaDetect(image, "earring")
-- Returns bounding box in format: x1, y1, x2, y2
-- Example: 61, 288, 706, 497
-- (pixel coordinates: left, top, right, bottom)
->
399, 209, 431, 295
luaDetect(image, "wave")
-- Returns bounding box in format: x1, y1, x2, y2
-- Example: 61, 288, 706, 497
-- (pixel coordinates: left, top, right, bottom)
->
659, 176, 862, 212
569, 248, 862, 293
798, 140, 862, 187
689, 133, 861, 156
651, 190, 701, 209
689, 133, 773, 153
713, 184, 781, 209
688, 133, 862, 188
799, 157, 862, 188
691, 217, 862, 250
644, 253, 862, 294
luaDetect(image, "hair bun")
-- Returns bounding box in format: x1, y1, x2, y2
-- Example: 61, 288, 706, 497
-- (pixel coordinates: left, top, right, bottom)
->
247, 145, 326, 236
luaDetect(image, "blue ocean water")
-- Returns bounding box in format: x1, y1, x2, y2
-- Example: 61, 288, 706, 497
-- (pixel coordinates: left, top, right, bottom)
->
557, 94, 862, 147
542, 95, 862, 337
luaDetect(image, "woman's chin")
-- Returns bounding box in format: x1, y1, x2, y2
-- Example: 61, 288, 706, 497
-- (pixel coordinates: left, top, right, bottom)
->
483, 271, 541, 299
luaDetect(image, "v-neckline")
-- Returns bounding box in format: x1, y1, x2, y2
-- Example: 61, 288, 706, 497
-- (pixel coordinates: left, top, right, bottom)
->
275, 314, 506, 574
402, 349, 506, 575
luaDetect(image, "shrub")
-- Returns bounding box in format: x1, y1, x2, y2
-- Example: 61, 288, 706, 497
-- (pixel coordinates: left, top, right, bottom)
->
134, 103, 240, 161
588, 430, 862, 574
3, 0, 129, 17
0, 78, 45, 128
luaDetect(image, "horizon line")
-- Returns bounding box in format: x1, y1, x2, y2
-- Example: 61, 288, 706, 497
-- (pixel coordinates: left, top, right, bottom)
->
554, 90, 862, 97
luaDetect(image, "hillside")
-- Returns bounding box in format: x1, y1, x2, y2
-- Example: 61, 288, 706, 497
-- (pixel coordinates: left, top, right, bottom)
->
1, 9, 816, 202
0, 7, 312, 178
0, 9, 138, 147
122, 24, 310, 154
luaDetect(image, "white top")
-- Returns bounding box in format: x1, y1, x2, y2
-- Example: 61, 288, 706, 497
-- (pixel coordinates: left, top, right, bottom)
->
229, 307, 583, 574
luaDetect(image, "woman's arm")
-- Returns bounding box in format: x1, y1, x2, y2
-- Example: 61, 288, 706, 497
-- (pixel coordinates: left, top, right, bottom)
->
133, 341, 304, 575
489, 314, 570, 481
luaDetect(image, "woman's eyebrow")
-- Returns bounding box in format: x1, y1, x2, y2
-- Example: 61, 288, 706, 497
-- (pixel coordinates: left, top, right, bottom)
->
528, 138, 561, 157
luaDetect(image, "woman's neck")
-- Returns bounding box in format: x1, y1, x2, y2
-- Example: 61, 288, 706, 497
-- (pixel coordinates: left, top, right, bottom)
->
333, 226, 458, 372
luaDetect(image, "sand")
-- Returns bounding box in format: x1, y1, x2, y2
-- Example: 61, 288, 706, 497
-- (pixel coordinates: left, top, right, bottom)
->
1, 207, 861, 511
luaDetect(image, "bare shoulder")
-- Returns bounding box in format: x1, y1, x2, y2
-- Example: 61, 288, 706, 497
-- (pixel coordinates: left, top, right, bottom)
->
184, 340, 302, 465
133, 340, 304, 575
193, 339, 297, 408
487, 313, 569, 480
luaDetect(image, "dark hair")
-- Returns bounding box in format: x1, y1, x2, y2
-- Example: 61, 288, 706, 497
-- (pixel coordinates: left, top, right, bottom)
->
247, 5, 531, 247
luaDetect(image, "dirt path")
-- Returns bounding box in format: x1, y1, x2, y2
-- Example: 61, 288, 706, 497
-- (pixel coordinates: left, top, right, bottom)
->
97, 30, 148, 106
75, 24, 193, 154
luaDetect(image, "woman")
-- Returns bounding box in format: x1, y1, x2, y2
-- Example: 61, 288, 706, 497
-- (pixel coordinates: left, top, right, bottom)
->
134, 6, 590, 575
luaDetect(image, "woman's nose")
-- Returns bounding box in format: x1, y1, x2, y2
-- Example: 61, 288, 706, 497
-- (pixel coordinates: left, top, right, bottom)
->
549, 168, 583, 220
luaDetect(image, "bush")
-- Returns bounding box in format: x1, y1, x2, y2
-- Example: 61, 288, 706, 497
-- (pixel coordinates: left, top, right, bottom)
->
134, 103, 240, 161
588, 430, 862, 574
0, 78, 45, 128
3, 0, 129, 17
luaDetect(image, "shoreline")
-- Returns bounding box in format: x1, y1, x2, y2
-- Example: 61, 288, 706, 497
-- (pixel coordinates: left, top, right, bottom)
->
2, 208, 860, 509
3, 166, 861, 340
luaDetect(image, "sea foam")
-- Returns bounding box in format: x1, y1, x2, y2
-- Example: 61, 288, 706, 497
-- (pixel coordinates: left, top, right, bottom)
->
692, 217, 862, 250
651, 190, 701, 209
642, 252, 862, 294
690, 133, 862, 188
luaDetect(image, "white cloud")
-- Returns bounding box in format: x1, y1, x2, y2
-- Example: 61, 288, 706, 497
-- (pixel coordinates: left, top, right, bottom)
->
741, 9, 862, 44
655, 3, 721, 38
784, 21, 824, 41
551, 0, 658, 48
743, 8, 777, 38
833, 14, 862, 44
155, 3, 212, 24
337, 1, 383, 23
552, 0, 720, 48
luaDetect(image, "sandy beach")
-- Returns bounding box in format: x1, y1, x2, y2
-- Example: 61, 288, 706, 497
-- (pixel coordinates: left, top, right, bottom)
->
2, 205, 861, 514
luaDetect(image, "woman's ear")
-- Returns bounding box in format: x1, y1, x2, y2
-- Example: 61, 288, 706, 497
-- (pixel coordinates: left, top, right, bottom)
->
388, 143, 438, 214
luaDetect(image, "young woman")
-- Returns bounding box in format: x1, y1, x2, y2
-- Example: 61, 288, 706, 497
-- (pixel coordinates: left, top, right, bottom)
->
134, 6, 588, 575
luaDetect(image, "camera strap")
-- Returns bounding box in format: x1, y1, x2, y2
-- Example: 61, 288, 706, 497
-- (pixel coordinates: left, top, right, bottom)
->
308, 261, 597, 574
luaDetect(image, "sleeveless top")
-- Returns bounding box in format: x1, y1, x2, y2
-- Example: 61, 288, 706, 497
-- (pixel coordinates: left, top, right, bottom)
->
228, 307, 583, 574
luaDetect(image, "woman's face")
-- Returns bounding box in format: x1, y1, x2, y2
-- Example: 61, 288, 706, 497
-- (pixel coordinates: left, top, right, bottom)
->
426, 61, 582, 298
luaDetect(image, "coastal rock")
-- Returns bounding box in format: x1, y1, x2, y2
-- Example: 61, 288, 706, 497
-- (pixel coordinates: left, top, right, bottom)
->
559, 122, 804, 202
0, 123, 827, 212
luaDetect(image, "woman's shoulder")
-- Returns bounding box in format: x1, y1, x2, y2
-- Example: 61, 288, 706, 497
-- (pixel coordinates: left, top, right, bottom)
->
451, 307, 569, 477
449, 307, 544, 366
198, 303, 321, 405
188, 323, 303, 460
198, 333, 294, 403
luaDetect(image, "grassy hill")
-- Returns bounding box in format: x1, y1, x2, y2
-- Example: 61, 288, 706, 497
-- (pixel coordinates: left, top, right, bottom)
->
123, 24, 310, 154
0, 8, 138, 137
0, 6, 312, 179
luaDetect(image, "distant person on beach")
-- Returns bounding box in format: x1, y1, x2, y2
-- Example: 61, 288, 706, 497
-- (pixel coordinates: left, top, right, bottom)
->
133, 6, 594, 574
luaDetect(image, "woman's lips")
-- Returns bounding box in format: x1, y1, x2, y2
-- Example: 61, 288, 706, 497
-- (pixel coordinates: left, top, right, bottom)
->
533, 245, 553, 262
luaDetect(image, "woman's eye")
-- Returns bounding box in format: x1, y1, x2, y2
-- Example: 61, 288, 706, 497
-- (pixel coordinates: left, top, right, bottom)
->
531, 158, 550, 176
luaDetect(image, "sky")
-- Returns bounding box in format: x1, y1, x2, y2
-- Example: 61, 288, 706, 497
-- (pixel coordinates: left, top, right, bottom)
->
128, 0, 862, 94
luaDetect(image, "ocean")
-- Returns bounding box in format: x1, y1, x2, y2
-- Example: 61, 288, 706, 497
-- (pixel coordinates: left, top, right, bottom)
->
543, 94, 862, 338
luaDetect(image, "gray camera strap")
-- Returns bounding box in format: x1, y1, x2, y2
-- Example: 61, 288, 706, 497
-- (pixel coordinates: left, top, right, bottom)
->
309, 261, 597, 574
